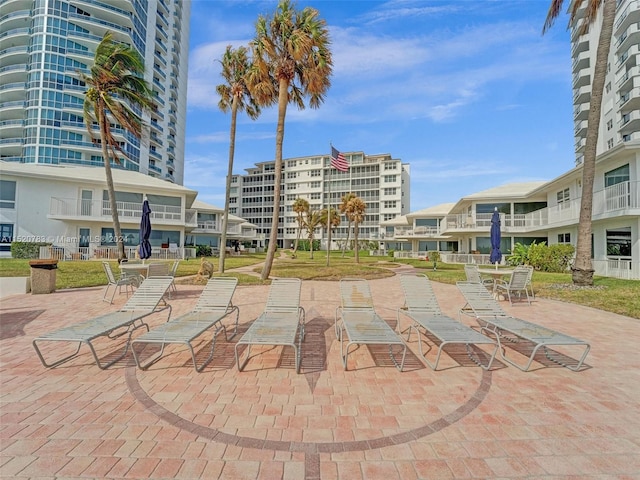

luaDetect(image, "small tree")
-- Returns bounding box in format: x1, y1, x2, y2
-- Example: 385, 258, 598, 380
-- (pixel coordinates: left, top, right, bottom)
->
339, 192, 356, 258
344, 196, 366, 263
216, 45, 260, 273
248, 0, 333, 280
292, 197, 309, 254
303, 208, 323, 259
81, 31, 154, 261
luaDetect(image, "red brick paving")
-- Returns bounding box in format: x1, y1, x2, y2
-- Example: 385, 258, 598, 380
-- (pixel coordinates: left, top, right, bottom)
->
1, 267, 639, 479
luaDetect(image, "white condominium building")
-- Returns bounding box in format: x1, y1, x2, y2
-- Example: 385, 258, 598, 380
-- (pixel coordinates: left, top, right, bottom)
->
0, 0, 190, 184
572, 0, 639, 163
230, 152, 410, 249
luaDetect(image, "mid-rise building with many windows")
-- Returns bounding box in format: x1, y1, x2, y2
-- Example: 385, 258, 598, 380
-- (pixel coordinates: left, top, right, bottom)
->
229, 151, 410, 249
0, 0, 190, 184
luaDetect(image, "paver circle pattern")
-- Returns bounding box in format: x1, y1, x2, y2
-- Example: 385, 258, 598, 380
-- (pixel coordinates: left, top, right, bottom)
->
125, 365, 492, 453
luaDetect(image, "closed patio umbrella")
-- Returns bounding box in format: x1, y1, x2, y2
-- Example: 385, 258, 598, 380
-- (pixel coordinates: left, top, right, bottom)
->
489, 208, 502, 268
138, 199, 152, 261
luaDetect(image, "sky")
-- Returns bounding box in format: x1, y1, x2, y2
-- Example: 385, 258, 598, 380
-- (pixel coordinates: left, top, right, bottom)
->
183, 0, 574, 212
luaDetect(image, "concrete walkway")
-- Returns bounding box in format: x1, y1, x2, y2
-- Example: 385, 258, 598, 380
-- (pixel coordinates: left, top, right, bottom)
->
1, 266, 639, 479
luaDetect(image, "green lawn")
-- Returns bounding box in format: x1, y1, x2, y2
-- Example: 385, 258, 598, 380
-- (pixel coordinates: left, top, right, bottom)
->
1, 252, 638, 319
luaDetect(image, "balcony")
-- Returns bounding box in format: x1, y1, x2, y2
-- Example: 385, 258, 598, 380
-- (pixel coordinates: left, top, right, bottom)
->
574, 119, 588, 136
394, 226, 440, 238
572, 67, 590, 89
572, 50, 590, 72
437, 182, 639, 233
49, 197, 185, 224
619, 87, 640, 110
573, 84, 591, 104
619, 109, 640, 133
615, 0, 640, 34
574, 102, 589, 121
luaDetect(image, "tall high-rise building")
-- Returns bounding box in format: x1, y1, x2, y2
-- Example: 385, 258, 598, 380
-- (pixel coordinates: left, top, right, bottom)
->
0, 0, 190, 184
229, 151, 410, 249
571, 0, 638, 166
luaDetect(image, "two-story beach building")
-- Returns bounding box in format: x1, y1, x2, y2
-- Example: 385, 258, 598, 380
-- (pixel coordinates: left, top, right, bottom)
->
0, 162, 259, 259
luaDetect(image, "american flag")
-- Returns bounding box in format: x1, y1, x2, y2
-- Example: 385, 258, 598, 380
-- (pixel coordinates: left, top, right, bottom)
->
330, 146, 349, 172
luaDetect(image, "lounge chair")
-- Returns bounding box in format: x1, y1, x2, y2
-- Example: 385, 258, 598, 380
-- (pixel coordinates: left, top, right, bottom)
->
335, 278, 407, 371
102, 261, 135, 304
132, 277, 239, 372
457, 281, 590, 371
235, 278, 305, 373
494, 268, 531, 305
33, 277, 173, 369
397, 274, 497, 370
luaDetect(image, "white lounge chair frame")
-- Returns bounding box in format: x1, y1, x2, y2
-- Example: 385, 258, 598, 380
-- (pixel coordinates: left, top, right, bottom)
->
132, 277, 239, 372
397, 274, 497, 370
335, 278, 407, 371
494, 268, 531, 305
457, 281, 590, 371
235, 278, 306, 373
33, 277, 173, 369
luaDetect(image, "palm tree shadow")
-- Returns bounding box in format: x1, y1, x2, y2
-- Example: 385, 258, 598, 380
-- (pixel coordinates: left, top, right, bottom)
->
0, 309, 45, 340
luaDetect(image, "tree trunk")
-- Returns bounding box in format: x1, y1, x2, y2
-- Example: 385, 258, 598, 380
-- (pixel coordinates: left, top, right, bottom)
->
99, 106, 126, 261
261, 79, 289, 280
293, 216, 302, 253
341, 220, 351, 258
309, 234, 314, 259
219, 98, 238, 273
354, 221, 360, 264
572, 0, 615, 286
326, 209, 331, 266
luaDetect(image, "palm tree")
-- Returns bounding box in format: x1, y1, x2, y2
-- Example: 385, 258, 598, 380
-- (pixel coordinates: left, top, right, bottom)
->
322, 206, 340, 265
544, 0, 615, 285
216, 45, 261, 273
339, 192, 356, 258
247, 0, 333, 280
344, 196, 366, 263
303, 208, 323, 259
292, 197, 309, 254
81, 31, 155, 262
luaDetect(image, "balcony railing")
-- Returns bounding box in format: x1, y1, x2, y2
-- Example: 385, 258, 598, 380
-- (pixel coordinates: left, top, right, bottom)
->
394, 226, 440, 237
49, 197, 184, 223
440, 182, 638, 233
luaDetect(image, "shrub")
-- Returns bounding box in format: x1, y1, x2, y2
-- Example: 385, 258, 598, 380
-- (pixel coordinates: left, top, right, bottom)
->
507, 241, 574, 273
11, 242, 49, 259
196, 245, 212, 257
297, 240, 320, 251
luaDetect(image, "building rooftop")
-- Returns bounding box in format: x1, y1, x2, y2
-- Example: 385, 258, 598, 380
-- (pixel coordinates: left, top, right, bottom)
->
0, 162, 197, 202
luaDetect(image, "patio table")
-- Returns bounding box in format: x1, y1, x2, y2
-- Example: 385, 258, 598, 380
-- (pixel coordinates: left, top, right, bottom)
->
477, 268, 514, 299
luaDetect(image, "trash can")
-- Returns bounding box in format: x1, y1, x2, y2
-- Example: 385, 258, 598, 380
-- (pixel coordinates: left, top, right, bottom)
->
29, 259, 58, 294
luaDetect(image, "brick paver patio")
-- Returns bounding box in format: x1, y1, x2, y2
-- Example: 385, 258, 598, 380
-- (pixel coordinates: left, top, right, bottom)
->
1, 266, 639, 479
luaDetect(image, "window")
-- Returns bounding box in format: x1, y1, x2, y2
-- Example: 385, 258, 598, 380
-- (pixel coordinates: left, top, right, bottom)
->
556, 188, 570, 209
606, 119, 613, 130
604, 164, 629, 187
0, 180, 16, 209
310, 170, 321, 177
606, 228, 631, 256
383, 200, 397, 209
383, 187, 397, 196
310, 192, 321, 200
0, 224, 13, 252
607, 138, 614, 149
558, 233, 571, 243
383, 175, 397, 183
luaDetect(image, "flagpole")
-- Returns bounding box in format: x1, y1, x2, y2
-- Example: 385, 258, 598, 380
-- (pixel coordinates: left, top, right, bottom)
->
326, 145, 331, 266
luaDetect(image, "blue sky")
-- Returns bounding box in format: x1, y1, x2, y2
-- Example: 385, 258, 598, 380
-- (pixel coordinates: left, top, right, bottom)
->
183, 0, 573, 211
